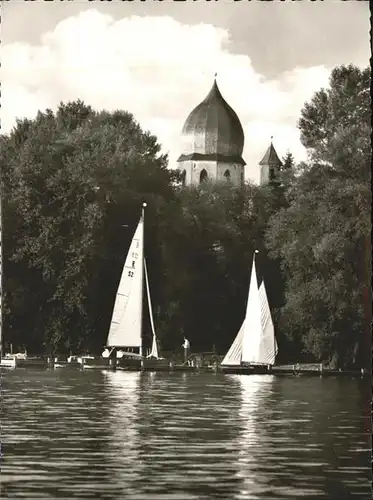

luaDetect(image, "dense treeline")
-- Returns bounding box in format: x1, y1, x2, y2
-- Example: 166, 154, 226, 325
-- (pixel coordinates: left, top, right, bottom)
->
266, 64, 371, 368
0, 65, 370, 368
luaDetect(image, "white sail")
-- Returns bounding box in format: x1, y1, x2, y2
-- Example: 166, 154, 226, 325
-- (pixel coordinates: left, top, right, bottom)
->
241, 255, 263, 364
221, 254, 278, 367
258, 282, 278, 365
144, 258, 159, 359
221, 321, 244, 366
106, 216, 144, 349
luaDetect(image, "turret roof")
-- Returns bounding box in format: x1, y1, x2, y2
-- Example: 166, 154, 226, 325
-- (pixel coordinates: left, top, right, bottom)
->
259, 142, 282, 166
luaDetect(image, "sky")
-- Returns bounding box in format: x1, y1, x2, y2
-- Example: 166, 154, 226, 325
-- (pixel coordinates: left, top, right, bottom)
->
1, 0, 370, 184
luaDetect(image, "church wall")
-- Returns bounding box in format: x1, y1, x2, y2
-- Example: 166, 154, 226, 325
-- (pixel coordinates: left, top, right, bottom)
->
177, 160, 193, 185
177, 160, 218, 184
260, 164, 270, 185
178, 160, 244, 186
216, 162, 244, 186
191, 161, 218, 183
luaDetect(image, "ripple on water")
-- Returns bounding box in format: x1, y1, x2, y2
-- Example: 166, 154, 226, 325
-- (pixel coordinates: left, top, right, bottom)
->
1, 370, 371, 500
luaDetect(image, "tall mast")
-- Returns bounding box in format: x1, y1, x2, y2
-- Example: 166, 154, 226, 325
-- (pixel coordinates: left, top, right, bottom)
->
144, 257, 156, 338
139, 202, 146, 357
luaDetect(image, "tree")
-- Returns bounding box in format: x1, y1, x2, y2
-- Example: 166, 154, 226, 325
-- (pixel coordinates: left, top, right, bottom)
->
266, 65, 371, 368
298, 64, 370, 180
1, 101, 174, 353
281, 151, 295, 171
1, 100, 289, 358
156, 180, 286, 354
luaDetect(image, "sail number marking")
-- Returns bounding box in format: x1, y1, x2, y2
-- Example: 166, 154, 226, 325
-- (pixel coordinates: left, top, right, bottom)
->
127, 246, 139, 276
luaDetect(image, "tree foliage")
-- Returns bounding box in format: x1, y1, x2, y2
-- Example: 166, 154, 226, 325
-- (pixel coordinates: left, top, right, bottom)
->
157, 181, 284, 353
281, 151, 295, 171
1, 103, 282, 355
1, 101, 173, 353
266, 65, 371, 368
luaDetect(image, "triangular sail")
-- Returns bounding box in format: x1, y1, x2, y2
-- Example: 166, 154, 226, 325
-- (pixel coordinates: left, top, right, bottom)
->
144, 258, 159, 359
257, 282, 278, 365
106, 217, 144, 349
221, 322, 244, 366
221, 254, 278, 367
241, 255, 262, 364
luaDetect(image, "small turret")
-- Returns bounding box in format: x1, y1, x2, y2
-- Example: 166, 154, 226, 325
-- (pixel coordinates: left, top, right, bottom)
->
259, 139, 282, 185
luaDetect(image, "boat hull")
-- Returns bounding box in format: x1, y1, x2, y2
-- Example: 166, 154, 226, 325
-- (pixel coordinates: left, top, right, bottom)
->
220, 364, 271, 375
82, 357, 113, 369
0, 357, 17, 368
1, 357, 52, 369
142, 358, 170, 371
116, 357, 142, 371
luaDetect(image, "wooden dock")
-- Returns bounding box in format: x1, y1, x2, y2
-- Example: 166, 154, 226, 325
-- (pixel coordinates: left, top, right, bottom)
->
1, 356, 368, 378
271, 363, 368, 377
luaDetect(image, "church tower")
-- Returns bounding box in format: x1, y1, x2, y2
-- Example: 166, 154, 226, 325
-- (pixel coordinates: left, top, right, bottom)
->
259, 140, 283, 185
177, 78, 245, 186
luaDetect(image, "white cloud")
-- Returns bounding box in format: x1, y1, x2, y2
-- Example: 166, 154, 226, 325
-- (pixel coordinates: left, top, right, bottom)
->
1, 9, 332, 184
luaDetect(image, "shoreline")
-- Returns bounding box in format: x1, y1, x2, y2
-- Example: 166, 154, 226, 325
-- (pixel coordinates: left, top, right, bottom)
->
0, 356, 369, 378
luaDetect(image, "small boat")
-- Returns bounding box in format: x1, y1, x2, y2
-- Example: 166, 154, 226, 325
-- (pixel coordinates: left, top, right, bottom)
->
53, 355, 81, 369
0, 351, 27, 369
221, 251, 278, 374
0, 354, 17, 368
101, 202, 162, 370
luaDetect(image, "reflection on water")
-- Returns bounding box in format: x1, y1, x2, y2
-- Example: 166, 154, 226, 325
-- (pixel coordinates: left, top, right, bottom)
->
235, 375, 276, 499
1, 370, 371, 499
104, 371, 141, 497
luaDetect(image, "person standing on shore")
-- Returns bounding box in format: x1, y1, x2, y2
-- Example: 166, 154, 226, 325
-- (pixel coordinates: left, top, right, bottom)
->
182, 337, 190, 365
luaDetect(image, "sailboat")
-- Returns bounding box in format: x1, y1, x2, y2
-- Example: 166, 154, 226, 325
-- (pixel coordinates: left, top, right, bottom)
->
97, 202, 161, 370
220, 251, 278, 373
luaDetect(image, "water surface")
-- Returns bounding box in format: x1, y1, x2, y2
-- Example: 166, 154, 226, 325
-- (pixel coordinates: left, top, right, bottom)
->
1, 369, 371, 499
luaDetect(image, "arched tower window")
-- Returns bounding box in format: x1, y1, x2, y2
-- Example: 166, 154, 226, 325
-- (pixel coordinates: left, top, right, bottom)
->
200, 169, 208, 183
181, 170, 186, 186
224, 169, 231, 181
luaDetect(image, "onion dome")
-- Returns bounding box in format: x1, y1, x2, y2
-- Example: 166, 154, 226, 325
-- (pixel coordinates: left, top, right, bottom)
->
177, 79, 245, 166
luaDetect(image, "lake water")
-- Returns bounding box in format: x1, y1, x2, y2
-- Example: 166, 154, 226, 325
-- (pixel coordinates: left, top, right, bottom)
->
0, 369, 371, 499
